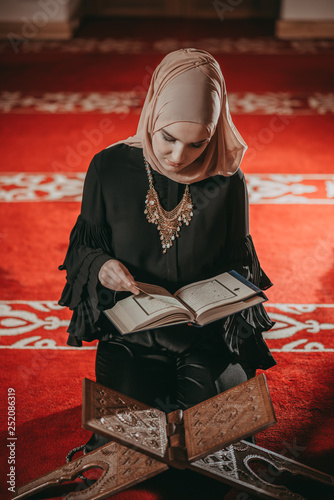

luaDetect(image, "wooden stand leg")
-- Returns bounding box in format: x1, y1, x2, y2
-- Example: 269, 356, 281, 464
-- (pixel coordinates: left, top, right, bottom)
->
190, 440, 334, 499
13, 442, 168, 500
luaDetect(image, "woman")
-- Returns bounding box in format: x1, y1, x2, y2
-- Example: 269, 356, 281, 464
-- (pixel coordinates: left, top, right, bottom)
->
59, 49, 275, 449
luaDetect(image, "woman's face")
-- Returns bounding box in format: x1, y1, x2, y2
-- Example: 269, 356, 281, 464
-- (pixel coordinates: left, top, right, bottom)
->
152, 122, 210, 174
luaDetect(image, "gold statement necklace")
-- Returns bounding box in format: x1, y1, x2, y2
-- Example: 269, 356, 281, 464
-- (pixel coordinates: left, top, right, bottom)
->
143, 157, 194, 253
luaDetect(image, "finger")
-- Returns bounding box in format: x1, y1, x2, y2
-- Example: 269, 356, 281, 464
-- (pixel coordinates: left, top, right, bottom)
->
100, 267, 128, 292
117, 271, 139, 295
109, 269, 129, 292
100, 261, 139, 294
105, 265, 134, 293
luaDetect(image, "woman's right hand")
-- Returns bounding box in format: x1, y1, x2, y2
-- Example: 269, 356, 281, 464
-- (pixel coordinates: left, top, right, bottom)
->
98, 259, 139, 295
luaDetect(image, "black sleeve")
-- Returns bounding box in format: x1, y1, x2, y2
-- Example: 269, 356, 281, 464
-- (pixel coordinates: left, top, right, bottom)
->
58, 155, 115, 346
224, 170, 272, 290
219, 170, 276, 370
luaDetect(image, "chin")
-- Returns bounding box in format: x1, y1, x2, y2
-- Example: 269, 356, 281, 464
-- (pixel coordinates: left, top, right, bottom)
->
164, 160, 189, 172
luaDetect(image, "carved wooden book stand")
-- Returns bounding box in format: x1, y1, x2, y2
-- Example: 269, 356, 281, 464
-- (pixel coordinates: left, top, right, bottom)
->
82, 373, 276, 466
14, 374, 334, 500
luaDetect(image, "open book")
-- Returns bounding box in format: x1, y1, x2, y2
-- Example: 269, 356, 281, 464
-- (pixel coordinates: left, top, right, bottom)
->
103, 270, 267, 334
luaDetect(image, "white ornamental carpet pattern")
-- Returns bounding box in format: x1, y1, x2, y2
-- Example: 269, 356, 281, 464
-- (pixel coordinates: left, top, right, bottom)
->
1, 91, 333, 115
2, 37, 334, 55
0, 301, 333, 352
1, 173, 333, 204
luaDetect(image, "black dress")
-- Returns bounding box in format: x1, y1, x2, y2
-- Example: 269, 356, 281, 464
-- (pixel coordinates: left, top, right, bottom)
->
59, 144, 275, 408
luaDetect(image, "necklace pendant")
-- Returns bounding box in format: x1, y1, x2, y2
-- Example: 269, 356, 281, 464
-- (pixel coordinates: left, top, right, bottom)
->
144, 157, 194, 254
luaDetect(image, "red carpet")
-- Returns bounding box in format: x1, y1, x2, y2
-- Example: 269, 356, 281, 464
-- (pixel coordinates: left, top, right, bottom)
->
1, 17, 334, 500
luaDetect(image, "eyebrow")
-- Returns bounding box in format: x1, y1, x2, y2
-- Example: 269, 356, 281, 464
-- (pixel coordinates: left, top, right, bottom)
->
161, 128, 210, 145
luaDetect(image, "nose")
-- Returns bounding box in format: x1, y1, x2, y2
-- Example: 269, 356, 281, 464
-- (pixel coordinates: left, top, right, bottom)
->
171, 144, 186, 164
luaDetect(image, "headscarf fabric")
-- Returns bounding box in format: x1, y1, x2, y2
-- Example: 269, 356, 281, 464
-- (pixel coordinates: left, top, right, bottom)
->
111, 48, 247, 184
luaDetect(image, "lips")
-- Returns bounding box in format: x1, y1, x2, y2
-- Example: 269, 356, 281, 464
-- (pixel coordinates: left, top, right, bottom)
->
168, 160, 183, 167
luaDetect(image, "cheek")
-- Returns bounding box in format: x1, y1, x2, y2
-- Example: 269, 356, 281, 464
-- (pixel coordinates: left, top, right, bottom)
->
152, 135, 170, 156
190, 147, 205, 161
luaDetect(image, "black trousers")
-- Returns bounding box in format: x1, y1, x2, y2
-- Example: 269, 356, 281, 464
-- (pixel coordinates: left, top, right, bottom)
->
96, 325, 251, 408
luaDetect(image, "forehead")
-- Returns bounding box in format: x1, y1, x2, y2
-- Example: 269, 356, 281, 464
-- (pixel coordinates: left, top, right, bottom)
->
162, 122, 210, 142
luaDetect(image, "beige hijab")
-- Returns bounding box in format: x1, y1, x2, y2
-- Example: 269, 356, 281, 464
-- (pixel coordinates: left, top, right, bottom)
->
111, 48, 247, 184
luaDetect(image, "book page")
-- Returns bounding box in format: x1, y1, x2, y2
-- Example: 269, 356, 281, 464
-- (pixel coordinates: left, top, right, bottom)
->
135, 282, 190, 312
105, 287, 192, 334
195, 295, 265, 326
133, 293, 181, 315
175, 272, 257, 315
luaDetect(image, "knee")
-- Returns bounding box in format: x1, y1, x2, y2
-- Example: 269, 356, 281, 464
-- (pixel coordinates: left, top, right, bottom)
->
95, 341, 135, 388
215, 362, 248, 393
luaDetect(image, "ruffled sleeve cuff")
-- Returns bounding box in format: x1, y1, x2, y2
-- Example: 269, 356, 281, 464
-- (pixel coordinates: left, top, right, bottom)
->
59, 250, 111, 310
64, 255, 113, 347
225, 234, 272, 291
221, 303, 276, 369
222, 234, 276, 369
58, 215, 115, 346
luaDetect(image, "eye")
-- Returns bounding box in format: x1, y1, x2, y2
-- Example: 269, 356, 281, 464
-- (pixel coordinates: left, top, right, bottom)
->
191, 141, 208, 149
162, 133, 175, 143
